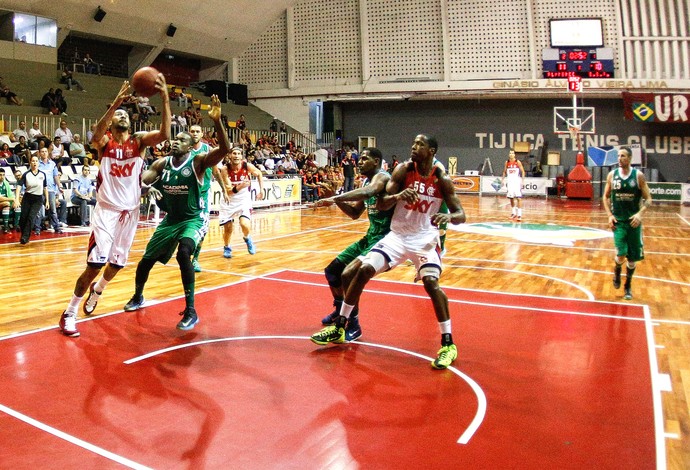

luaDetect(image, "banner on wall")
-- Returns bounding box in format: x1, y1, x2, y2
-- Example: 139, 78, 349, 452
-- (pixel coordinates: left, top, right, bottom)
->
647, 182, 682, 202
452, 175, 481, 193
587, 143, 643, 166
480, 177, 552, 196
622, 92, 690, 123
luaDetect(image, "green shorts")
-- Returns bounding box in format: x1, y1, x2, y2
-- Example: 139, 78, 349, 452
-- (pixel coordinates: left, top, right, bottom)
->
336, 232, 387, 265
613, 221, 644, 262
143, 216, 205, 264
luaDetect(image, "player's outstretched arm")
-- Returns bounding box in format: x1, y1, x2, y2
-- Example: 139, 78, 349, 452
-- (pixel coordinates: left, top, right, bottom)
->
378, 163, 416, 211
92, 81, 131, 152
199, 95, 230, 170
138, 73, 171, 149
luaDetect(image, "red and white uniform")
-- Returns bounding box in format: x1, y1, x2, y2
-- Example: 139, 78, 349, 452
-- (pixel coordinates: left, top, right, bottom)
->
88, 134, 145, 267
505, 160, 523, 198
96, 135, 145, 211
361, 163, 444, 279
219, 161, 252, 224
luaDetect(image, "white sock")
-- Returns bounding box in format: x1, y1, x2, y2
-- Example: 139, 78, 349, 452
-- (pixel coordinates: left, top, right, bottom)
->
339, 302, 355, 319
517, 208, 522, 217
94, 277, 109, 295
66, 295, 83, 315
438, 319, 452, 335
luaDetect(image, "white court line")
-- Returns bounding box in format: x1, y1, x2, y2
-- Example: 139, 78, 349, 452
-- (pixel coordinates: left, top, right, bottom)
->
448, 264, 594, 300
0, 269, 289, 342
677, 213, 690, 227
643, 305, 667, 470
0, 403, 151, 470
123, 335, 487, 445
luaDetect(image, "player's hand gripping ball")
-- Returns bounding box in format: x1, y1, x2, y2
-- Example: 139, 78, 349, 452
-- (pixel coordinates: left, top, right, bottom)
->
131, 67, 160, 97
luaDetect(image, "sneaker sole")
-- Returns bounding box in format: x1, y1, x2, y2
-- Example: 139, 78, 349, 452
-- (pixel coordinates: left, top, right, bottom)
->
83, 282, 98, 315
124, 300, 145, 312
310, 337, 346, 345
61, 329, 80, 338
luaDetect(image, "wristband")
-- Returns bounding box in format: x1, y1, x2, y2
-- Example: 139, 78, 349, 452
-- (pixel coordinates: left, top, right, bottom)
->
232, 186, 238, 193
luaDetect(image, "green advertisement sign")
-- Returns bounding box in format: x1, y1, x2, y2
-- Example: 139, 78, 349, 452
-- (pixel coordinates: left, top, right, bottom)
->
647, 182, 682, 201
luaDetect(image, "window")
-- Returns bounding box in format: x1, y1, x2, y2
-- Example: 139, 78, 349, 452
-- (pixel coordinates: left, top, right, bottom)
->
0, 11, 56, 47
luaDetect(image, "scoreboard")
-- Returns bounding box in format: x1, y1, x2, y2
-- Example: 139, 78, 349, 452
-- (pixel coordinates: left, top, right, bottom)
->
542, 47, 614, 78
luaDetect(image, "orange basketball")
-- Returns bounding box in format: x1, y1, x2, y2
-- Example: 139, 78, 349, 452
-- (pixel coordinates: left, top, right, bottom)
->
131, 66, 160, 97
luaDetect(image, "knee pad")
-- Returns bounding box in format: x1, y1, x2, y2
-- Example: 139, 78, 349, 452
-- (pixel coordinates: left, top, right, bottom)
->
324, 258, 346, 287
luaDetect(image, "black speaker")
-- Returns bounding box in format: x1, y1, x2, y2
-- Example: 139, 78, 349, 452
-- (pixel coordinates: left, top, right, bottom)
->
204, 80, 227, 103
227, 83, 248, 106
166, 24, 177, 37
93, 7, 106, 22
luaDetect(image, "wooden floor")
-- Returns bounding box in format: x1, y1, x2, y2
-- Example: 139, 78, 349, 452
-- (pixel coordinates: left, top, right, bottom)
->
1, 195, 688, 469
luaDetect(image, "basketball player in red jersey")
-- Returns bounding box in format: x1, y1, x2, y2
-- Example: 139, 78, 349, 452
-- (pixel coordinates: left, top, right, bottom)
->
59, 75, 171, 337
501, 150, 525, 221
311, 134, 467, 369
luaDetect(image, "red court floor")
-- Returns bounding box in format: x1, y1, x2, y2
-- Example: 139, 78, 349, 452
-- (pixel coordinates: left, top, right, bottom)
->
0, 270, 661, 469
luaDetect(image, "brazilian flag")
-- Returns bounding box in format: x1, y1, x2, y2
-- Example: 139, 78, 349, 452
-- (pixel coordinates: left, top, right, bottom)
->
632, 102, 655, 121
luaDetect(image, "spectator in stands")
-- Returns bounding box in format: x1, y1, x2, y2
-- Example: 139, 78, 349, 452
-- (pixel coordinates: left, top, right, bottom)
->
41, 88, 57, 114
60, 70, 86, 92
302, 169, 320, 203
0, 143, 12, 167
83, 53, 101, 75
153, 140, 171, 159
10, 121, 29, 144
71, 165, 96, 226
194, 108, 203, 127
86, 124, 97, 147
70, 134, 89, 164
177, 87, 188, 107
53, 89, 68, 116
13, 136, 31, 165
176, 113, 188, 131
270, 118, 278, 133
341, 151, 356, 192
280, 121, 287, 133
0, 76, 22, 105
0, 167, 18, 233
283, 153, 298, 175
263, 153, 275, 172
204, 130, 218, 147
54, 119, 73, 157
28, 121, 49, 150
50, 136, 69, 166
137, 95, 157, 116
236, 114, 246, 131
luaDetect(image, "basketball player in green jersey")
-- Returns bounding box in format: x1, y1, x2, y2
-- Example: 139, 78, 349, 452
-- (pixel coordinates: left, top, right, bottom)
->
187, 124, 220, 273
314, 147, 393, 342
603, 146, 652, 300
123, 95, 230, 329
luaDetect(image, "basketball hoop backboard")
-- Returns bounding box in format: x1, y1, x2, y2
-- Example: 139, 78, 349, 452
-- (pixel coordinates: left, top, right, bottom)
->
553, 106, 596, 134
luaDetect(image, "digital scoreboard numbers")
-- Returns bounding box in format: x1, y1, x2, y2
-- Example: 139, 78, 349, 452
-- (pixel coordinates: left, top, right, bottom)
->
542, 48, 614, 78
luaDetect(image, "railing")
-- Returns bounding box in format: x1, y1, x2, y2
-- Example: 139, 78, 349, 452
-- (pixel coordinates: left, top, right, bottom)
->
2, 111, 329, 156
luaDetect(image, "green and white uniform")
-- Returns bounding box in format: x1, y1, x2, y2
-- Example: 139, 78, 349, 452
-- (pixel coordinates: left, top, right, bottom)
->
143, 154, 206, 264
337, 170, 394, 264
609, 167, 644, 262
191, 142, 212, 237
